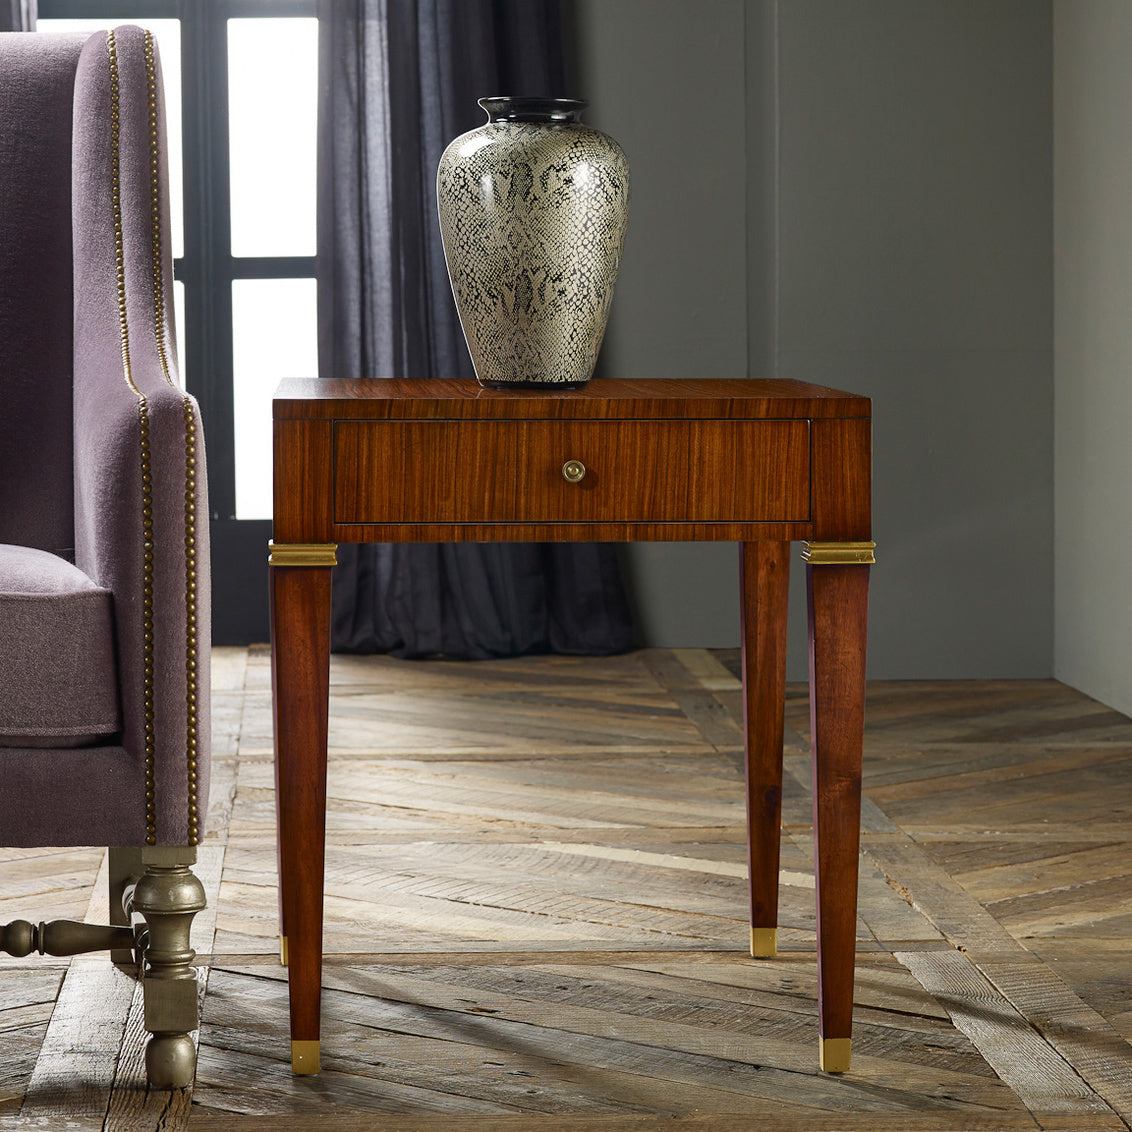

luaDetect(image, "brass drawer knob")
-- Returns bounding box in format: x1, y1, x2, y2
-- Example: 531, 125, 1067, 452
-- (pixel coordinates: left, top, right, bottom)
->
561, 459, 586, 483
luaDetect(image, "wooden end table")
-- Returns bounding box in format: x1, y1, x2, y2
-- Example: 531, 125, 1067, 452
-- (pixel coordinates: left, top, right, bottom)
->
269, 377, 873, 1075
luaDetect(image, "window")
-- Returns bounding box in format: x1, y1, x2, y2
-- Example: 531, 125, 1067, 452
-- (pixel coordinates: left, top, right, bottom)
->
40, 0, 318, 523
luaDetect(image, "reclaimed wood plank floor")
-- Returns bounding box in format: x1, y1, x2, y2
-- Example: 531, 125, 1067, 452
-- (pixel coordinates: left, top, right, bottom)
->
1, 646, 1130, 1131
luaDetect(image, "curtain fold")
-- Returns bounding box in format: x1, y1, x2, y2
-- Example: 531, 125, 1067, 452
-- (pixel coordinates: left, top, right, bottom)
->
317, 0, 635, 659
0, 1, 35, 32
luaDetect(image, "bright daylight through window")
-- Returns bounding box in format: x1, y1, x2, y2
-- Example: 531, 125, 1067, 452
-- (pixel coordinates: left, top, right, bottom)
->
228, 17, 317, 519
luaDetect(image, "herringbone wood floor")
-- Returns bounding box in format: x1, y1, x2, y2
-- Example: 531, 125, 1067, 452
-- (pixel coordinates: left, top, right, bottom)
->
1, 647, 1130, 1130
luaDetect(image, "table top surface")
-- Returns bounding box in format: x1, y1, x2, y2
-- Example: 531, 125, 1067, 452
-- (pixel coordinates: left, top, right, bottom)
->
274, 378, 871, 421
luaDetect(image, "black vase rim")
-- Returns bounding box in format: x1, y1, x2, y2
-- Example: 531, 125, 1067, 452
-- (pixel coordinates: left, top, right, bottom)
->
478, 96, 588, 123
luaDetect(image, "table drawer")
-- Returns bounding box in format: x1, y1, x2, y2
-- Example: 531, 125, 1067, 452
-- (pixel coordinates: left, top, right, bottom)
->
333, 419, 809, 527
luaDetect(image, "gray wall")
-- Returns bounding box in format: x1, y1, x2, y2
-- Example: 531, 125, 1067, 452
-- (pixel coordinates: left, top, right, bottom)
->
569, 0, 1054, 679
567, 0, 750, 653
1054, 2, 1132, 715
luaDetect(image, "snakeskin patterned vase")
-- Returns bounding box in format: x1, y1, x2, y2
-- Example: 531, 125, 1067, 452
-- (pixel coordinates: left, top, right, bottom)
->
437, 97, 630, 388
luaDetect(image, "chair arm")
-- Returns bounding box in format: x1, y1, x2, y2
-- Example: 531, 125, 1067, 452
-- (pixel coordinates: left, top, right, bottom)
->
70, 25, 210, 846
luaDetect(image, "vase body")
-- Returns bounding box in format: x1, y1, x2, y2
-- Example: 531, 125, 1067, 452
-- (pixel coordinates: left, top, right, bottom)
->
437, 97, 630, 388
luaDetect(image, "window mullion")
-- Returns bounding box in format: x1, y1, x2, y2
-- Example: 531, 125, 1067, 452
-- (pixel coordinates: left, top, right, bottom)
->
38, 0, 181, 16
230, 257, 317, 280
182, 0, 236, 520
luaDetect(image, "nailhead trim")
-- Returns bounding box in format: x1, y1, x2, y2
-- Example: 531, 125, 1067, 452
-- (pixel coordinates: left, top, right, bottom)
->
142, 30, 201, 846
108, 30, 158, 844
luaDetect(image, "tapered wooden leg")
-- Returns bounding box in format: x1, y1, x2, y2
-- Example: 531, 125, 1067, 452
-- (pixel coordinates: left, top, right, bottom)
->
806, 561, 869, 1073
271, 569, 289, 971
270, 562, 333, 1075
740, 541, 790, 959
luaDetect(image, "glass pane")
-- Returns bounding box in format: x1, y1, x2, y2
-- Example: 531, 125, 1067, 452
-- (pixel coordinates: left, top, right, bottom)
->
228, 18, 318, 258
232, 278, 318, 520
38, 19, 184, 260
173, 279, 186, 388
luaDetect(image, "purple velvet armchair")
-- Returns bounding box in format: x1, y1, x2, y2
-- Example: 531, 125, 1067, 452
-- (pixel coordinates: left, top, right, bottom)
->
0, 27, 210, 1088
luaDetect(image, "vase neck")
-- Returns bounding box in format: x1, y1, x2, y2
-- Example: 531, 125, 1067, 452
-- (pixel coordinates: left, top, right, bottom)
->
478, 97, 587, 124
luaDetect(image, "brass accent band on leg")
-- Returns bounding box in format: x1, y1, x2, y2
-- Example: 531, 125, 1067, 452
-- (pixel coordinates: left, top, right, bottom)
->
280, 935, 289, 967
820, 1037, 852, 1073
802, 541, 876, 566
750, 927, 777, 959
268, 541, 339, 568
292, 1040, 320, 1074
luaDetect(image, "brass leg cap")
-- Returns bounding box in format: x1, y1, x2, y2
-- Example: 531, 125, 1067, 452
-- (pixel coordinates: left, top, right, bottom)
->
750, 927, 777, 958
820, 1037, 851, 1073
292, 1040, 320, 1074
280, 935, 289, 966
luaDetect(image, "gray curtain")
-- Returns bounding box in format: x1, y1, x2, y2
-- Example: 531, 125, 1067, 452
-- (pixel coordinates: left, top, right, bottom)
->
317, 0, 635, 659
0, 1, 35, 32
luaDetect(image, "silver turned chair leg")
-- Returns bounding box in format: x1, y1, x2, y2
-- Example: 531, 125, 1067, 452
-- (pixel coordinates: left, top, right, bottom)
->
127, 846, 206, 1089
108, 846, 144, 964
3, 846, 206, 1089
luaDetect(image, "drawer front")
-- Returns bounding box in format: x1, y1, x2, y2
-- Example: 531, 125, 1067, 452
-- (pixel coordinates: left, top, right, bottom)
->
334, 419, 810, 526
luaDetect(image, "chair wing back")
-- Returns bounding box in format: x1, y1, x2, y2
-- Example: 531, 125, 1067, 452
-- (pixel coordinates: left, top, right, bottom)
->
0, 33, 84, 554
0, 27, 210, 848
70, 26, 211, 847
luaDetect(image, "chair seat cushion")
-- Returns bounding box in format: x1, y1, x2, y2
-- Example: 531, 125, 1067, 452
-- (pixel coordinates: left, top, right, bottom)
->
0, 544, 120, 747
